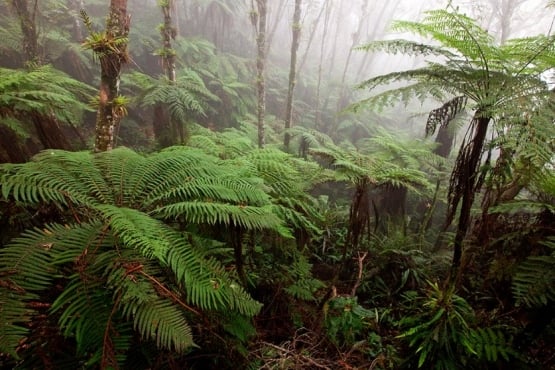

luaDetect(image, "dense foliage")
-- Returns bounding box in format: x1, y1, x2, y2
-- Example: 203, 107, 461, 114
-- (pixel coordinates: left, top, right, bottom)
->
0, 1, 554, 369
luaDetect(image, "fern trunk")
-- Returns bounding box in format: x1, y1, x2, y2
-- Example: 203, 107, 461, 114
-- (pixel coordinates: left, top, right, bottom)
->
94, 0, 129, 153
449, 113, 491, 284
344, 180, 371, 258
283, 0, 302, 150
232, 226, 247, 286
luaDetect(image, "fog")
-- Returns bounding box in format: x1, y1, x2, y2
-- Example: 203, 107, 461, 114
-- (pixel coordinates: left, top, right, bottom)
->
2, 0, 553, 141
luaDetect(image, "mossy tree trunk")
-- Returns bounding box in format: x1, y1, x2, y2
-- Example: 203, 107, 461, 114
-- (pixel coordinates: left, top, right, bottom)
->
253, 0, 267, 149
93, 0, 129, 153
283, 0, 302, 150
9, 0, 73, 154
153, 0, 177, 148
11, 0, 39, 65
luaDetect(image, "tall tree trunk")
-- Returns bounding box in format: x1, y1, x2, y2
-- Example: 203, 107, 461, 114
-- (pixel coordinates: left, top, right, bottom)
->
160, 1, 176, 83
265, 0, 287, 56
314, 0, 332, 130
297, 0, 328, 75
11, 0, 73, 153
93, 0, 129, 153
11, 0, 39, 64
354, 1, 400, 82
153, 0, 177, 148
284, 0, 302, 150
337, 0, 368, 113
68, 0, 84, 41
253, 0, 267, 149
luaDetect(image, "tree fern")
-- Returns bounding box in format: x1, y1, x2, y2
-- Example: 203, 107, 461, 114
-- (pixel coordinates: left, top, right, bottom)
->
355, 8, 555, 281
129, 69, 219, 121
0, 65, 94, 129
0, 147, 275, 365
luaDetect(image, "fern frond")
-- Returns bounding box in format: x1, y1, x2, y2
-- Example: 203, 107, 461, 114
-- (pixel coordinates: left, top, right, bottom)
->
512, 238, 555, 307
111, 264, 195, 352
357, 38, 457, 59
463, 327, 514, 362
0, 146, 271, 362
164, 231, 262, 315
392, 9, 497, 63
0, 65, 94, 124
154, 201, 288, 234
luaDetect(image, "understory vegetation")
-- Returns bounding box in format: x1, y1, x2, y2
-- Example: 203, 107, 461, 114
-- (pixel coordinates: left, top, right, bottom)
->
0, 1, 554, 369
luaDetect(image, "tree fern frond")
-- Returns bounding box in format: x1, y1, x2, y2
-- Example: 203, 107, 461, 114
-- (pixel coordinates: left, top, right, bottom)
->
0, 65, 94, 124
0, 146, 273, 361
392, 9, 497, 64
163, 232, 262, 315
150, 176, 270, 206
96, 205, 172, 259
154, 201, 288, 234
1, 150, 106, 206
0, 227, 57, 357
352, 79, 450, 112
357, 38, 458, 59
110, 264, 195, 352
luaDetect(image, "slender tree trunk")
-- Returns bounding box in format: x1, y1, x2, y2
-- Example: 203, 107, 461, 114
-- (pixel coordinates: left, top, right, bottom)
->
337, 0, 368, 112
161, 1, 177, 82
297, 0, 328, 75
153, 0, 177, 148
11, 0, 39, 64
68, 0, 84, 41
320, 3, 341, 131
284, 0, 302, 150
11, 0, 73, 153
265, 0, 287, 56
93, 0, 129, 153
314, 0, 331, 130
354, 1, 400, 81
253, 0, 267, 149
343, 180, 371, 264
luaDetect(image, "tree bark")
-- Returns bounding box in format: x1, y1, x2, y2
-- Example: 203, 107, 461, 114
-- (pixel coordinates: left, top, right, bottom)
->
10, 0, 73, 154
153, 0, 177, 149
253, 0, 267, 149
93, 0, 129, 153
11, 0, 39, 64
284, 0, 302, 150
